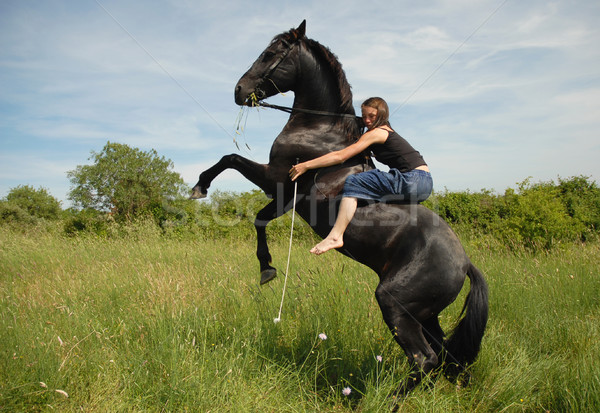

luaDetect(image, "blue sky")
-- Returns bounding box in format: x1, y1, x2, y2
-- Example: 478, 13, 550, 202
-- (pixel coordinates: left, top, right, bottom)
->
1, 0, 599, 206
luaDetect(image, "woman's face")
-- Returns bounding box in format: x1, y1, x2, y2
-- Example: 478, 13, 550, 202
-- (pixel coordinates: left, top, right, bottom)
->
361, 106, 378, 130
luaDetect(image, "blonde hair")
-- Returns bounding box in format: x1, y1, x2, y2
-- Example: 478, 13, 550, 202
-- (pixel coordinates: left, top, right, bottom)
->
361, 97, 391, 129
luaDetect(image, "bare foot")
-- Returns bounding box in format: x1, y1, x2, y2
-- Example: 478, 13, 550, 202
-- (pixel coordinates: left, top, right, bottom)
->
310, 236, 343, 255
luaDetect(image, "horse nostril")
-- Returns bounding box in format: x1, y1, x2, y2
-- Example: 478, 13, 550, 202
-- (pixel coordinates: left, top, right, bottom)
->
234, 84, 245, 105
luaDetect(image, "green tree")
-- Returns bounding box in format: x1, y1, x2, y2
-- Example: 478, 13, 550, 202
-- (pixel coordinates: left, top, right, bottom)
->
67, 142, 188, 221
3, 185, 62, 220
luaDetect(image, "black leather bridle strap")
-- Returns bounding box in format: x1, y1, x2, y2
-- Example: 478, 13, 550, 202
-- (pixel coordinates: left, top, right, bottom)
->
260, 38, 294, 85
257, 102, 361, 121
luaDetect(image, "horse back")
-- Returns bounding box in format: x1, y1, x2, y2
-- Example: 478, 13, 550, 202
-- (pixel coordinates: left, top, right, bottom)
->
340, 204, 469, 277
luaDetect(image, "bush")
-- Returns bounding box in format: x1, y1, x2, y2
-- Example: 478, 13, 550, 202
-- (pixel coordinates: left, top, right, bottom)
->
426, 176, 599, 251
3, 185, 62, 220
63, 208, 114, 237
186, 189, 316, 242
0, 202, 38, 225
494, 180, 581, 249
557, 176, 600, 240
5, 173, 598, 252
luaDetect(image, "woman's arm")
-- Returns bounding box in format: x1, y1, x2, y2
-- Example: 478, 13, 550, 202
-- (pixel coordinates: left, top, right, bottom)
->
289, 127, 388, 181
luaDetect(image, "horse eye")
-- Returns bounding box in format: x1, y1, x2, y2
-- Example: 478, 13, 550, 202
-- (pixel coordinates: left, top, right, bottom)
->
261, 51, 276, 62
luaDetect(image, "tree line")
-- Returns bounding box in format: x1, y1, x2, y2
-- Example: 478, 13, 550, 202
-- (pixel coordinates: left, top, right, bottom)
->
1, 142, 599, 251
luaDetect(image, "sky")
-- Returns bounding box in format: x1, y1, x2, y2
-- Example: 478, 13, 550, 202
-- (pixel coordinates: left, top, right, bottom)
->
1, 0, 599, 206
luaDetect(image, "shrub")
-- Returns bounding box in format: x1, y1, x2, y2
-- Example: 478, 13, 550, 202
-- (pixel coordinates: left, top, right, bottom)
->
3, 185, 62, 220
426, 176, 598, 251
0, 201, 38, 225
187, 189, 316, 242
557, 176, 600, 240
494, 180, 581, 249
5, 172, 598, 251
63, 208, 114, 237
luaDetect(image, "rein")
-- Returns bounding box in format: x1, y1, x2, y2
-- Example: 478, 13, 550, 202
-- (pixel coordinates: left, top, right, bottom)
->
256, 101, 361, 121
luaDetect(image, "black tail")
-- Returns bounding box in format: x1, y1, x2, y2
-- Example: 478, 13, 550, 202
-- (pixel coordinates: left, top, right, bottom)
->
443, 262, 489, 380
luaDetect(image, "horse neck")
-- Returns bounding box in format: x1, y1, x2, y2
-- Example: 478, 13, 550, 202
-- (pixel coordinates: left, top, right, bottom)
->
292, 46, 347, 115
268, 43, 359, 165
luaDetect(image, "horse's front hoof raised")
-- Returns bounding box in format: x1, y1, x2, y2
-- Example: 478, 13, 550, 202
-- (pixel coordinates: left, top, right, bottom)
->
189, 186, 207, 199
260, 268, 277, 285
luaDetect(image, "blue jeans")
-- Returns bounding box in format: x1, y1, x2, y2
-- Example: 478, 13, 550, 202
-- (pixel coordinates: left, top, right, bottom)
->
342, 168, 433, 203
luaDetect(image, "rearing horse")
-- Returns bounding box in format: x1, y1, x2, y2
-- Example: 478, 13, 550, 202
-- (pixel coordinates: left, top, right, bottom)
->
191, 20, 488, 398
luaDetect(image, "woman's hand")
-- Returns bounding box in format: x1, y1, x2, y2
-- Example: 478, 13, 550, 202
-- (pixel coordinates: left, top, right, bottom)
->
287, 128, 387, 182
289, 162, 309, 181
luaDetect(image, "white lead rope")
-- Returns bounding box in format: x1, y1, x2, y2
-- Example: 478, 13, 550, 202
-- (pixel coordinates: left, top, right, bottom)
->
274, 179, 298, 324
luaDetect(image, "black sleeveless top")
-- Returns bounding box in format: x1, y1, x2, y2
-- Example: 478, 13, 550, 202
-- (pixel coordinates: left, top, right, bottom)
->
369, 129, 426, 172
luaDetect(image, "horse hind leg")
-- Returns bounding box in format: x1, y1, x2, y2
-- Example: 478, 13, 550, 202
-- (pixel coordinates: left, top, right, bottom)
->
375, 286, 440, 396
392, 318, 439, 396
421, 316, 445, 361
419, 316, 446, 387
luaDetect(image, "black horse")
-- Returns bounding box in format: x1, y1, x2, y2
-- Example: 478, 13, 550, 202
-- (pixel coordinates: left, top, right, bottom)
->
191, 21, 488, 397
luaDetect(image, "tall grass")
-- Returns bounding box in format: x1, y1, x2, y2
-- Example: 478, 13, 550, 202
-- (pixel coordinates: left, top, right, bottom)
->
1, 225, 599, 412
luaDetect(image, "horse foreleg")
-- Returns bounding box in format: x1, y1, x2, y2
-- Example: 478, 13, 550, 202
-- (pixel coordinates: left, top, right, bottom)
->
190, 154, 271, 199
255, 197, 295, 285
256, 200, 278, 284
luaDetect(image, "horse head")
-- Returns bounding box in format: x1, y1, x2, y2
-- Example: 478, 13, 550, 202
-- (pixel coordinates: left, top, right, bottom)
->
234, 20, 358, 145
235, 20, 306, 106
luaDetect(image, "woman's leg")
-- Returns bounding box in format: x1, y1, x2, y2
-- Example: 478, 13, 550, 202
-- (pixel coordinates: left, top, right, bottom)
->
310, 197, 358, 255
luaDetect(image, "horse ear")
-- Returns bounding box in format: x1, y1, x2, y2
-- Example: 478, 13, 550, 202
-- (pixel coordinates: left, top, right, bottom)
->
295, 20, 306, 39
287, 20, 306, 43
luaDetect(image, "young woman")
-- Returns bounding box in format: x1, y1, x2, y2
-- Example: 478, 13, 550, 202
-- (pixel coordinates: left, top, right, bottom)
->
289, 97, 433, 255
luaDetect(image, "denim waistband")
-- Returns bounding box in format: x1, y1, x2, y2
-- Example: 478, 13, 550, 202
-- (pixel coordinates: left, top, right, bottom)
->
391, 168, 431, 176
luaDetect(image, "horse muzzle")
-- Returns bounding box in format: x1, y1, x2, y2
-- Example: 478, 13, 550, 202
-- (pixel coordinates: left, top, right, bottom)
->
235, 79, 257, 106
235, 86, 265, 106
234, 84, 247, 106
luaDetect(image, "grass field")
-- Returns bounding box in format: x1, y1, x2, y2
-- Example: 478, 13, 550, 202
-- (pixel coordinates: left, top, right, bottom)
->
1, 225, 599, 412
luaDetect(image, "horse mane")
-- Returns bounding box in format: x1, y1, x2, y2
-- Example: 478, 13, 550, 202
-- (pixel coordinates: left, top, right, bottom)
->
304, 38, 361, 142
302, 39, 353, 112
276, 30, 361, 142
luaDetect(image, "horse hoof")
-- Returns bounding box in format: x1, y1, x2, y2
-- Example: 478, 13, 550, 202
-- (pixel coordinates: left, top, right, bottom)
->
189, 187, 207, 199
260, 269, 277, 285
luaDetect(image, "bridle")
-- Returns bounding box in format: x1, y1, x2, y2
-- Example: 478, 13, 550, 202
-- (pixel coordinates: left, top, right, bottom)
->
254, 37, 362, 122
255, 37, 296, 100
256, 101, 361, 121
